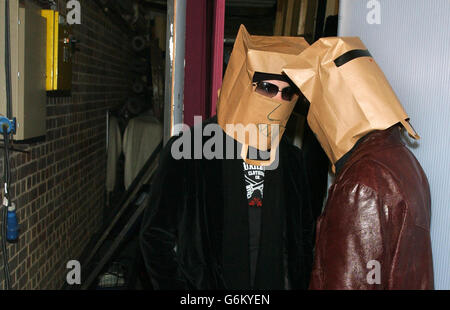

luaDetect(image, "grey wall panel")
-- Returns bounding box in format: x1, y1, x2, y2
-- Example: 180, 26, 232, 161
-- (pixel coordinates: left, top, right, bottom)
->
339, 0, 450, 289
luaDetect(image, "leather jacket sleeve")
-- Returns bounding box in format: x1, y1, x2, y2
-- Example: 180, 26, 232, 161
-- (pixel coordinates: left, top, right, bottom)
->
139, 136, 187, 290
310, 160, 396, 290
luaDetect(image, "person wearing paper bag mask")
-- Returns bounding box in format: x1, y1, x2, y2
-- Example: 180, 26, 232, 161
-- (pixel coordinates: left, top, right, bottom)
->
140, 25, 328, 290
283, 37, 434, 289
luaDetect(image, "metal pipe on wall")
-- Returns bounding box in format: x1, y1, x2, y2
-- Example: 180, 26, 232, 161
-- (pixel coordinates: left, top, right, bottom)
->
163, 0, 186, 145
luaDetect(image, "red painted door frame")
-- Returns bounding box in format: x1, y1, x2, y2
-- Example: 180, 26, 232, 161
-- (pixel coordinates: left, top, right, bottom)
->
210, 0, 225, 117
183, 0, 225, 127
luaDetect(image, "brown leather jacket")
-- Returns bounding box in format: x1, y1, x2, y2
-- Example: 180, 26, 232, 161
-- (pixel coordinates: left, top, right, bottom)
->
310, 126, 434, 289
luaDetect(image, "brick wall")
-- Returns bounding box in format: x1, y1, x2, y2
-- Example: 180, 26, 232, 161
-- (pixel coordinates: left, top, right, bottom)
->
0, 0, 134, 289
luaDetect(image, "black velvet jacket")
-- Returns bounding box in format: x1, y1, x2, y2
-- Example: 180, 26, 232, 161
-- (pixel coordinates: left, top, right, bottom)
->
139, 117, 324, 290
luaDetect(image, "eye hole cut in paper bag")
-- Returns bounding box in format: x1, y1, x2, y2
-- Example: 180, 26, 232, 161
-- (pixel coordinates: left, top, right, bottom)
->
217, 25, 309, 166
283, 37, 419, 166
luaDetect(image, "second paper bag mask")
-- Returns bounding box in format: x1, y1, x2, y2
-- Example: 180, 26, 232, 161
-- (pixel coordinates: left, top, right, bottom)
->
283, 37, 419, 165
217, 25, 309, 165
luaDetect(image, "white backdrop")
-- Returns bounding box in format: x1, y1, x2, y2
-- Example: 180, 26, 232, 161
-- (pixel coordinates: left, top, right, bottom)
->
338, 0, 450, 289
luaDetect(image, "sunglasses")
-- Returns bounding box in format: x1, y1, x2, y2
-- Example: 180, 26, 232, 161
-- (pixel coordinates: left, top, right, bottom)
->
253, 81, 298, 101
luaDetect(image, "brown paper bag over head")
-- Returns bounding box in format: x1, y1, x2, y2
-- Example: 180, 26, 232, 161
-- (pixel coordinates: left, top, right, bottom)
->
283, 37, 419, 165
217, 25, 309, 166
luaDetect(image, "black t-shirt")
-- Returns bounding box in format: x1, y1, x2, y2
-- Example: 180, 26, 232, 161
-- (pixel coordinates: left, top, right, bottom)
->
243, 161, 265, 287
